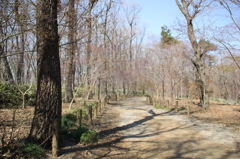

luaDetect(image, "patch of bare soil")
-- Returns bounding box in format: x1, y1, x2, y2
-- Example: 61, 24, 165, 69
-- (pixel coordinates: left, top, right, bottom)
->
57, 97, 240, 159
1, 97, 240, 158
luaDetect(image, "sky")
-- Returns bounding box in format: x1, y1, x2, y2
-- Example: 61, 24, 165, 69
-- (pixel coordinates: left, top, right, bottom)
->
126, 0, 233, 40
127, 0, 181, 36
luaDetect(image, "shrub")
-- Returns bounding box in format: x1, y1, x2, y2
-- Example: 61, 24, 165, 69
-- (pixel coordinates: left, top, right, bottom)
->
61, 113, 77, 129
72, 108, 87, 116
74, 87, 88, 98
21, 143, 46, 159
80, 130, 99, 144
0, 82, 37, 108
62, 126, 89, 142
155, 105, 174, 111
0, 82, 22, 108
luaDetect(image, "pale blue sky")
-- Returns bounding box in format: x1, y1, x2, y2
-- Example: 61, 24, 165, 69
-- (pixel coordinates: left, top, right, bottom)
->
127, 0, 232, 39
128, 0, 181, 36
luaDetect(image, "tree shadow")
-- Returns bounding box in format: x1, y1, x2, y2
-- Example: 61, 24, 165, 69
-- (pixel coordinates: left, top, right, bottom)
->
60, 109, 174, 156
59, 99, 240, 158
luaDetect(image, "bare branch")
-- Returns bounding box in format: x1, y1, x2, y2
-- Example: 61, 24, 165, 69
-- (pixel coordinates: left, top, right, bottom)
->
0, 28, 33, 44
215, 38, 240, 69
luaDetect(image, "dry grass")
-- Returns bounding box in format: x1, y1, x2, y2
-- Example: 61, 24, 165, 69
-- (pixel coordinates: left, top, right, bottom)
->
153, 97, 240, 133
0, 107, 34, 144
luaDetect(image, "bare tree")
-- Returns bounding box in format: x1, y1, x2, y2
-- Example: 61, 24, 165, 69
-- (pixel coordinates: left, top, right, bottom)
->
28, 0, 61, 148
175, 0, 213, 109
215, 0, 240, 69
0, 1, 15, 83
65, 0, 77, 102
86, 0, 98, 87
14, 0, 26, 84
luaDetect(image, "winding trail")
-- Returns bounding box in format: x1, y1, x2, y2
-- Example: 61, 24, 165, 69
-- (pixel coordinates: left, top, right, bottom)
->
58, 97, 240, 159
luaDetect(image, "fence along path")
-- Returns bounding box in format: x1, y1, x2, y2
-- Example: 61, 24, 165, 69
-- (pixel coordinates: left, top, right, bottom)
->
59, 97, 240, 158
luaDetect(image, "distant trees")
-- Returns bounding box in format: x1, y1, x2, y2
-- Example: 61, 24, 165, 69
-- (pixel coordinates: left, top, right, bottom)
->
0, 1, 15, 84
215, 0, 240, 69
0, 0, 239, 112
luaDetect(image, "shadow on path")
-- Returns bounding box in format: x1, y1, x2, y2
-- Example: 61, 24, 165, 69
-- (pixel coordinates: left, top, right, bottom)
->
59, 98, 240, 159
60, 108, 174, 155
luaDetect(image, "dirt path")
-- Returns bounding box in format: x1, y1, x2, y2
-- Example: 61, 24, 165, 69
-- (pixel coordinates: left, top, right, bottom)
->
58, 97, 240, 159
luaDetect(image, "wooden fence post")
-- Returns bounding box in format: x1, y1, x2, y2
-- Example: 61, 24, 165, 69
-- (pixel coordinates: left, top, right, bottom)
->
146, 96, 149, 104
52, 118, 59, 157
77, 109, 82, 127
94, 104, 98, 119
98, 101, 101, 113
88, 106, 93, 126
83, 100, 87, 108
187, 106, 190, 116
104, 97, 107, 107
175, 101, 179, 112
149, 95, 153, 105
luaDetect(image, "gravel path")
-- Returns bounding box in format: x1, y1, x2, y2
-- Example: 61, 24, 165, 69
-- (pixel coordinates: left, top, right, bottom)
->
112, 97, 240, 159
57, 97, 240, 159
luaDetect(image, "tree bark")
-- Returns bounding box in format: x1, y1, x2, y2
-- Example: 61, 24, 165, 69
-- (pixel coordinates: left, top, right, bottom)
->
65, 0, 76, 102
175, 0, 209, 109
86, 0, 93, 87
28, 0, 61, 148
15, 0, 25, 84
0, 45, 15, 84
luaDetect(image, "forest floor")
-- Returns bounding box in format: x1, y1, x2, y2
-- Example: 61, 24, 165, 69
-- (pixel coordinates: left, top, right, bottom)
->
1, 97, 240, 158
57, 97, 240, 159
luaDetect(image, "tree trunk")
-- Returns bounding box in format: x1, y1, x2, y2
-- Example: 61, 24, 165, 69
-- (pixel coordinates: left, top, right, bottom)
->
28, 0, 61, 148
65, 0, 76, 102
0, 45, 15, 84
86, 0, 93, 87
15, 0, 25, 84
175, 0, 209, 109
98, 77, 101, 100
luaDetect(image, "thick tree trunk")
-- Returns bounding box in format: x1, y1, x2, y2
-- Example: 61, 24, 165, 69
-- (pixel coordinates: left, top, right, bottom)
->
28, 0, 61, 148
192, 56, 209, 109
175, 0, 209, 109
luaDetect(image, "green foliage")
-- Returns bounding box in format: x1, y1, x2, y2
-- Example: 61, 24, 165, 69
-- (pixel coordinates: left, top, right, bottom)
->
72, 108, 87, 117
72, 108, 78, 115
0, 82, 22, 107
73, 87, 89, 98
0, 82, 37, 108
61, 113, 77, 129
155, 105, 174, 111
80, 130, 99, 144
62, 126, 89, 142
178, 107, 187, 111
21, 143, 46, 159
198, 39, 217, 53
160, 25, 178, 46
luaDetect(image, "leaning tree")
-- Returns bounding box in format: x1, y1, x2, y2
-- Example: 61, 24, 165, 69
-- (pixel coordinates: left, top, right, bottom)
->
175, 0, 214, 109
